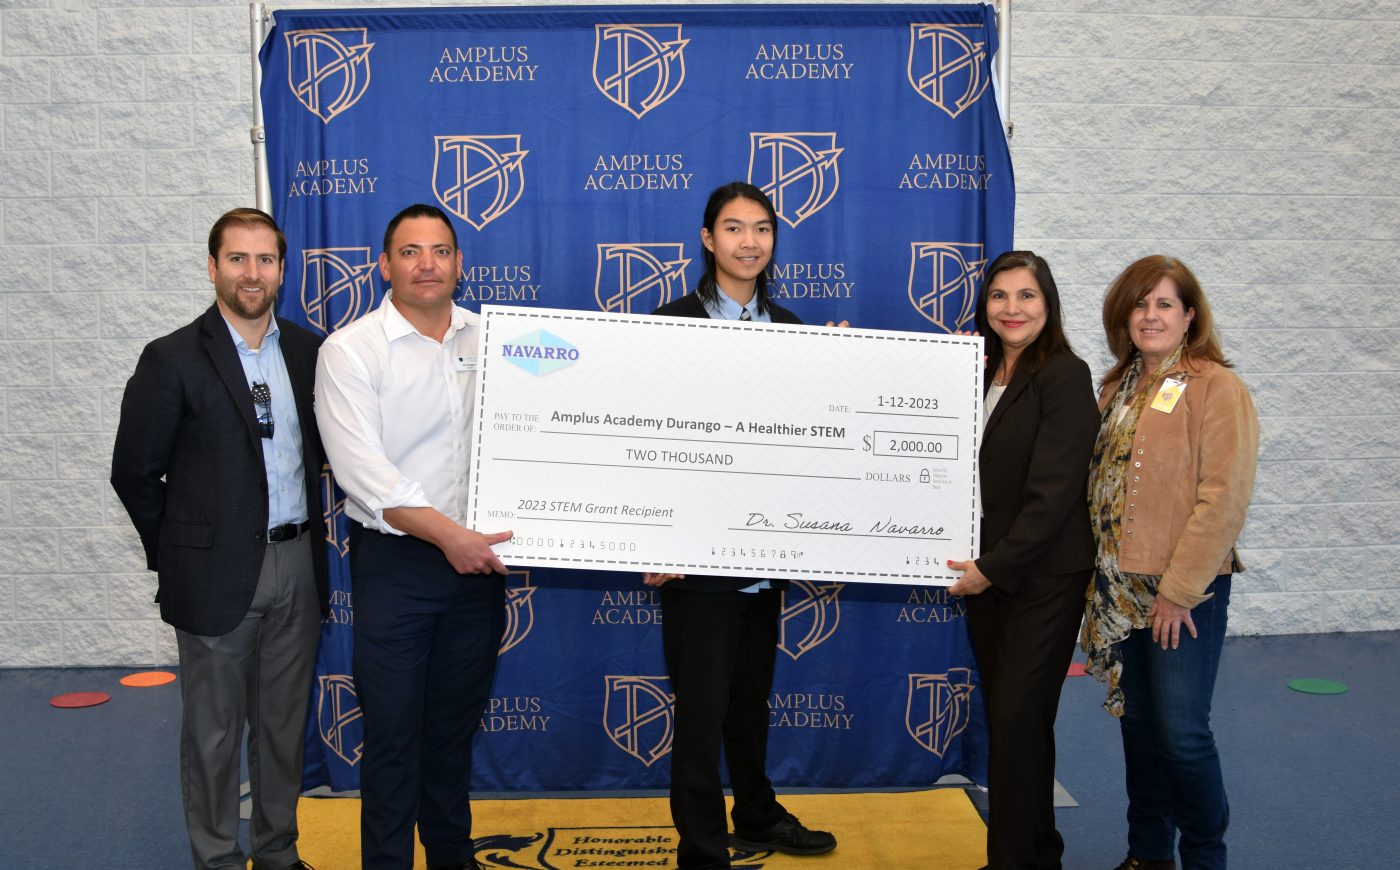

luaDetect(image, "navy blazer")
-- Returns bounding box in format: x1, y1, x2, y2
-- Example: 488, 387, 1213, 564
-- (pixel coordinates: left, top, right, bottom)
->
975, 349, 1099, 594
111, 304, 329, 636
651, 291, 800, 591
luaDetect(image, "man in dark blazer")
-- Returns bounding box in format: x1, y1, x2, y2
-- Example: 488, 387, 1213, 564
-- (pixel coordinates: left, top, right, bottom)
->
111, 208, 328, 870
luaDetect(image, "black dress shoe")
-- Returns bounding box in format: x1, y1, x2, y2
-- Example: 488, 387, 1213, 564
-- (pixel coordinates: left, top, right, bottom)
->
731, 813, 837, 855
253, 861, 315, 870
429, 862, 482, 870
1112, 857, 1175, 870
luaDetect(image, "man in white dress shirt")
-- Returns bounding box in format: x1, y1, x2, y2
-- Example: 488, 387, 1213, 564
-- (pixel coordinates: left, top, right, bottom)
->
315, 203, 511, 870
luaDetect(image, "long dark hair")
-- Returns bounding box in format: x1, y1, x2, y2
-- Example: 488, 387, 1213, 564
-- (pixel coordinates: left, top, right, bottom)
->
695, 181, 779, 314
974, 250, 1074, 380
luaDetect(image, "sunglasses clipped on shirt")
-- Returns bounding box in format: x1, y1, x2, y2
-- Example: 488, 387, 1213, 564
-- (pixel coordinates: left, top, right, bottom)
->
251, 381, 274, 439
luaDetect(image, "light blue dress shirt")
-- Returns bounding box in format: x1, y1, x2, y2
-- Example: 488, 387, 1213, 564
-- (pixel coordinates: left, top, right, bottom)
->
224, 316, 309, 528
702, 291, 771, 324
701, 290, 769, 591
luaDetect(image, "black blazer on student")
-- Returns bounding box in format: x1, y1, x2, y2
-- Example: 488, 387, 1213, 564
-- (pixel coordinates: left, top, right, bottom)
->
651, 291, 801, 592
110, 304, 329, 636
975, 349, 1099, 594
652, 291, 801, 325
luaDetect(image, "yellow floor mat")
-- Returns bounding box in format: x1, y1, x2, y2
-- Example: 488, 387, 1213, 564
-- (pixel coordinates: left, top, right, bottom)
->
296, 789, 986, 869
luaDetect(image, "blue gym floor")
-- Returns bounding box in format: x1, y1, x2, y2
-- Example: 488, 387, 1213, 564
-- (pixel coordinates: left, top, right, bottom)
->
3, 630, 1395, 868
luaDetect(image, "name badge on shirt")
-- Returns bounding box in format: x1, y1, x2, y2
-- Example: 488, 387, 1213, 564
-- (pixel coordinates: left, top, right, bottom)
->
1151, 377, 1186, 413
454, 355, 477, 373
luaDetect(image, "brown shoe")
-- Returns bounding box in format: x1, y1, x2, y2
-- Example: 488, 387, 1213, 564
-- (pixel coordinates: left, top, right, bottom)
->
1112, 857, 1175, 870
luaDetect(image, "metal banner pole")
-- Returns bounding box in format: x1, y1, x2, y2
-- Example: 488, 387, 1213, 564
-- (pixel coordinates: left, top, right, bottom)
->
995, 0, 1012, 138
250, 2, 272, 211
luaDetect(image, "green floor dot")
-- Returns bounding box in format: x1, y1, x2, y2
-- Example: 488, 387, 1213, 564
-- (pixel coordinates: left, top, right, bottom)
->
1288, 678, 1348, 695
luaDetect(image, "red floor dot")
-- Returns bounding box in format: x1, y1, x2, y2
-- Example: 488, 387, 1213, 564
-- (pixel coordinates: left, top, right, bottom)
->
50, 691, 111, 709
1066, 662, 1087, 677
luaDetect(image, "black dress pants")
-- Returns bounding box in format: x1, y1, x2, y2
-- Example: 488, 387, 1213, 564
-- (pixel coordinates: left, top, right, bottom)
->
350, 526, 505, 870
661, 586, 789, 869
964, 569, 1091, 870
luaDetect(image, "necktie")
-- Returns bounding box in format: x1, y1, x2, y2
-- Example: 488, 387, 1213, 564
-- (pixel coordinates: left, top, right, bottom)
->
739, 307, 751, 322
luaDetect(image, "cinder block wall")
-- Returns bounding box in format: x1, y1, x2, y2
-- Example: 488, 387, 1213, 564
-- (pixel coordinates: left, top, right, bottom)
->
1012, 0, 1400, 635
1, 0, 1395, 665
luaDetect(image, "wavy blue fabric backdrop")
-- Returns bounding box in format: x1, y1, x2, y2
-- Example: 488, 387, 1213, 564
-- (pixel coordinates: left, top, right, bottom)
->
259, 3, 1013, 793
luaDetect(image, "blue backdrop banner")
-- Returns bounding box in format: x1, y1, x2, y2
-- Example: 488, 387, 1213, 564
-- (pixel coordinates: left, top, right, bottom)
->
259, 3, 1013, 793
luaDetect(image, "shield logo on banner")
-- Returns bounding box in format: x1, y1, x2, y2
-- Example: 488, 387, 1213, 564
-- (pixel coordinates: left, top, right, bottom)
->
603, 676, 675, 767
301, 247, 377, 336
500, 570, 536, 655
778, 579, 844, 661
317, 674, 364, 766
748, 132, 843, 229
593, 24, 689, 119
318, 466, 350, 558
285, 29, 374, 123
594, 243, 689, 313
905, 668, 976, 758
908, 242, 985, 332
433, 135, 529, 231
907, 23, 990, 119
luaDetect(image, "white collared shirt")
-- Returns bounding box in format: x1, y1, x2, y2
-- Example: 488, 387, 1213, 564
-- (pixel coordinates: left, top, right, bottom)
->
314, 293, 478, 534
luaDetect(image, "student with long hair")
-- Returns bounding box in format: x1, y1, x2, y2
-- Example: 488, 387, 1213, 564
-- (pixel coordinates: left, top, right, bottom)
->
643, 182, 837, 870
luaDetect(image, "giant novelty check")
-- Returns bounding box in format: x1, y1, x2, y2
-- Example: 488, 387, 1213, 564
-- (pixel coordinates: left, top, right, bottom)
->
466, 306, 982, 585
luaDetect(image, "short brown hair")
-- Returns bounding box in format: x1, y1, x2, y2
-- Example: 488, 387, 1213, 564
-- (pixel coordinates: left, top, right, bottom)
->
1100, 255, 1230, 386
207, 208, 286, 262
383, 203, 458, 255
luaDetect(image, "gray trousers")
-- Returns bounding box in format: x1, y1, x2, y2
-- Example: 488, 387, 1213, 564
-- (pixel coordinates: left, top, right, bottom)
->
175, 531, 321, 870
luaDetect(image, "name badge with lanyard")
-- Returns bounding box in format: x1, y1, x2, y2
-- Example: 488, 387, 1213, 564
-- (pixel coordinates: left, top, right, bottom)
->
1151, 377, 1186, 413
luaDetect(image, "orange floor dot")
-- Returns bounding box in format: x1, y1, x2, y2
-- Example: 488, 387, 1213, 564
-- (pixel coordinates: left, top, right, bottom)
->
120, 671, 177, 688
1066, 662, 1088, 677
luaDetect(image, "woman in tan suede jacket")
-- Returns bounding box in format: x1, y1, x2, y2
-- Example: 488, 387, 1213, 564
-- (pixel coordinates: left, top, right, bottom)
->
1082, 256, 1259, 870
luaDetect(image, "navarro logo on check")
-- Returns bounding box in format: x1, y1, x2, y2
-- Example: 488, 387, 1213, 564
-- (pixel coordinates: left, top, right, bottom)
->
501, 330, 580, 376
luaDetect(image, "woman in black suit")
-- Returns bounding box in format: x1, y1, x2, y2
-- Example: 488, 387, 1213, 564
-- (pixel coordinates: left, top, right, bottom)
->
948, 251, 1100, 870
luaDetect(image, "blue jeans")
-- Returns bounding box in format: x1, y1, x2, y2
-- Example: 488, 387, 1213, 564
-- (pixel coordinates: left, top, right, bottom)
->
1119, 575, 1231, 870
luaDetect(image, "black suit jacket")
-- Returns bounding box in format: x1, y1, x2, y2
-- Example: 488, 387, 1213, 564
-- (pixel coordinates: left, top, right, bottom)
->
975, 349, 1099, 594
651, 291, 801, 591
652, 291, 802, 325
111, 304, 329, 636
